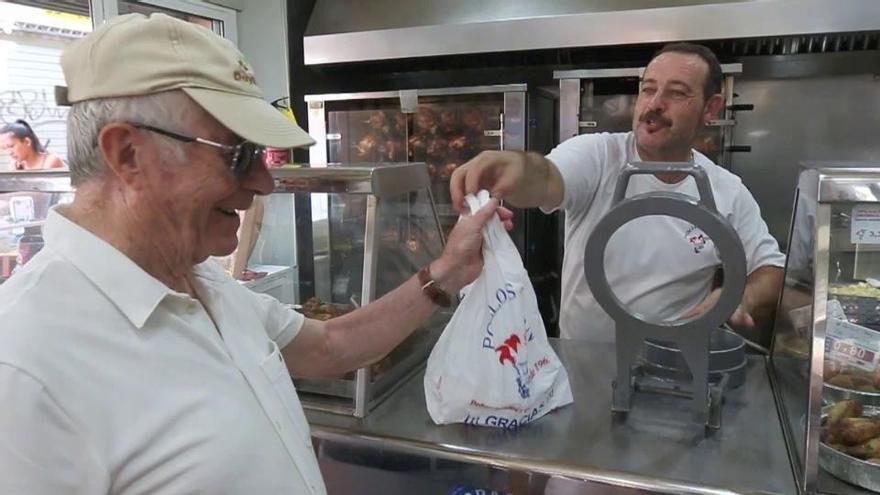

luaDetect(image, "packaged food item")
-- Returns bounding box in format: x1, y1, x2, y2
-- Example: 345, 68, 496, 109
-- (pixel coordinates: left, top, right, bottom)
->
424, 190, 573, 429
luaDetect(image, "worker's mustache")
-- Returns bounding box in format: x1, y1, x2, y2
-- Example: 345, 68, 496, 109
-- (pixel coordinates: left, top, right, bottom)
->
639, 110, 672, 127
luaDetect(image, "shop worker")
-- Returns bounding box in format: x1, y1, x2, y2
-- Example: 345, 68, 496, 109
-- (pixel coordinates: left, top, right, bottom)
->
0, 13, 512, 495
451, 43, 785, 344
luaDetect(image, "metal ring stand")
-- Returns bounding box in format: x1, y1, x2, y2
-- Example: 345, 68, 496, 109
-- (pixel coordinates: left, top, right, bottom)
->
584, 161, 747, 431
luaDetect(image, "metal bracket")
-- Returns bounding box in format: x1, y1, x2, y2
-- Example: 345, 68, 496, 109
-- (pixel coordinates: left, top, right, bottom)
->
399, 89, 418, 114
584, 161, 747, 431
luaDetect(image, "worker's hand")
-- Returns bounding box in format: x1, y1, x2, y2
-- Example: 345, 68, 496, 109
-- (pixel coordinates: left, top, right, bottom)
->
430, 199, 513, 293
450, 151, 528, 212
496, 205, 514, 232
681, 287, 755, 329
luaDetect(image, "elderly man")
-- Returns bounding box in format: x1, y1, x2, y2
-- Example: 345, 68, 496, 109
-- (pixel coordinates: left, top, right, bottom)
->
451, 43, 785, 345
0, 14, 509, 495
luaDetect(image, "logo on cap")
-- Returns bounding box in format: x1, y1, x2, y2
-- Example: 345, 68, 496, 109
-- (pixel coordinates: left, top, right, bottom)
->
234, 58, 257, 85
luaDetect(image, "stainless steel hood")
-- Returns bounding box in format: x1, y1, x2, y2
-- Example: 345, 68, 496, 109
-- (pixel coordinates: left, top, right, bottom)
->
303, 0, 880, 65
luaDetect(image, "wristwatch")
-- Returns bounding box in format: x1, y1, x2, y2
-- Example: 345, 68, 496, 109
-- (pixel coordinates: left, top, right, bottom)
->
418, 264, 452, 308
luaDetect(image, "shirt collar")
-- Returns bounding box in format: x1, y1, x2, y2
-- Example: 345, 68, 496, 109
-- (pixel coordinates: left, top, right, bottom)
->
43, 206, 172, 329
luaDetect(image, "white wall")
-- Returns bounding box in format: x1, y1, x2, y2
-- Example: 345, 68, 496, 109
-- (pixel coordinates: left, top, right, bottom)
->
235, 0, 290, 107
234, 0, 298, 269
0, 32, 72, 170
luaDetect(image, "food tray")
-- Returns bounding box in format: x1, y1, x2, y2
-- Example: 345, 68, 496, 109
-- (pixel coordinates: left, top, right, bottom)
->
820, 404, 880, 492
833, 295, 880, 330
641, 327, 747, 389
825, 383, 880, 408
640, 358, 746, 389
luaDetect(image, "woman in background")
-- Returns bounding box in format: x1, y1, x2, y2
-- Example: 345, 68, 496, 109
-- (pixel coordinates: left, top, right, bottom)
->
0, 120, 64, 170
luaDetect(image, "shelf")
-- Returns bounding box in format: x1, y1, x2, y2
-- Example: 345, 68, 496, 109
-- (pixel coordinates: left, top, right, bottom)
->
0, 220, 45, 232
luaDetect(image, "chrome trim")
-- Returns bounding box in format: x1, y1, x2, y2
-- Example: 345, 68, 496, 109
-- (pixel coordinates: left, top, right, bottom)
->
426, 186, 446, 246
304, 84, 527, 102
307, 100, 328, 167
0, 170, 73, 193
303, 0, 880, 64
553, 64, 742, 81
558, 78, 581, 143
311, 425, 747, 495
354, 195, 379, 418
272, 163, 430, 198
804, 203, 831, 494
503, 91, 526, 152
767, 356, 803, 495
719, 74, 737, 168
817, 167, 880, 202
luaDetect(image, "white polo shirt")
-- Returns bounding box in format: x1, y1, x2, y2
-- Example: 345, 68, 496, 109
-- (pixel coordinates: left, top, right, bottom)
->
0, 207, 326, 494
545, 132, 785, 343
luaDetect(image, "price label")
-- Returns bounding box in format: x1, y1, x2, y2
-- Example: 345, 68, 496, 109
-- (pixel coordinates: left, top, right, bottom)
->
828, 299, 847, 320
851, 205, 880, 244
826, 317, 880, 372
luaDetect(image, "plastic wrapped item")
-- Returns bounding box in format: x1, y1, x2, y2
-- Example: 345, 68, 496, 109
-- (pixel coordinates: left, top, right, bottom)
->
424, 190, 573, 428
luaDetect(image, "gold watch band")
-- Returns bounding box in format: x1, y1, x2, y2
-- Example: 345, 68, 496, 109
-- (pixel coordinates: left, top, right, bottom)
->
418, 265, 452, 308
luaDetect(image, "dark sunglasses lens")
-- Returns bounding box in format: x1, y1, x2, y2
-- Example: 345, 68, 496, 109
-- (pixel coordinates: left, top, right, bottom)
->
233, 142, 264, 178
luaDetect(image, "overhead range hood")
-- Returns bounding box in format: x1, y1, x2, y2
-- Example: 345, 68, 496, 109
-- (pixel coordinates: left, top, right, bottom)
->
303, 0, 880, 65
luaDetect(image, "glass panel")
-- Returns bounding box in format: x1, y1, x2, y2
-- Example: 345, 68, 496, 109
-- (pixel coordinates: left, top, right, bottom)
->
326, 192, 366, 306
327, 107, 407, 164
0, 191, 74, 283
287, 176, 449, 409
323, 93, 505, 238
116, 1, 215, 30
824, 201, 880, 386
370, 187, 446, 381
1, 1, 92, 171
414, 94, 503, 236
0, 2, 87, 283
816, 201, 880, 491
771, 187, 816, 484
603, 214, 718, 325
579, 79, 639, 135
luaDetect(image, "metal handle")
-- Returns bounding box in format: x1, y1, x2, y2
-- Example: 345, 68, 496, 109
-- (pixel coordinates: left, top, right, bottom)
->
728, 103, 755, 112
612, 161, 717, 211
725, 145, 752, 153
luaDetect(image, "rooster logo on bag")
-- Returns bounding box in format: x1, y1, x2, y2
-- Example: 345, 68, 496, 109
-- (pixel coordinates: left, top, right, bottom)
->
494, 330, 533, 399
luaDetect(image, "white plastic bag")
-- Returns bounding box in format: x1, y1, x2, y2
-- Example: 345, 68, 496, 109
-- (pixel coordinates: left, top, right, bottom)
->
424, 190, 573, 428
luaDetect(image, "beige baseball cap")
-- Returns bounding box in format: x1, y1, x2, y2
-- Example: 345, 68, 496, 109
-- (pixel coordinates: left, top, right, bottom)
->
58, 13, 314, 149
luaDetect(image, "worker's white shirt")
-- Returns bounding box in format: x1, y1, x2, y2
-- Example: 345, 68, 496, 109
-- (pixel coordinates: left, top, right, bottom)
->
0, 207, 325, 494
545, 132, 786, 343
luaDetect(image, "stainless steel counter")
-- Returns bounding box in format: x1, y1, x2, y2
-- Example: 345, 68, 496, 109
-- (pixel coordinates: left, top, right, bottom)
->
306, 340, 796, 494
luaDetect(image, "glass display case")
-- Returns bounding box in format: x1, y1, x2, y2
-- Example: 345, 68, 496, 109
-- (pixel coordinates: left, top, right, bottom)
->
305, 84, 527, 243
304, 84, 565, 336
0, 171, 74, 283
554, 64, 747, 168
272, 162, 449, 417
772, 164, 880, 494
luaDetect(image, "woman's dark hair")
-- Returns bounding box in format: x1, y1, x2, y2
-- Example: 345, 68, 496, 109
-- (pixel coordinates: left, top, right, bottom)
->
0, 119, 45, 153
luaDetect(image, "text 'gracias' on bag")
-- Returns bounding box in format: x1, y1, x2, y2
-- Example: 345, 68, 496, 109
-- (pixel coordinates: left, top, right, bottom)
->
424, 190, 573, 429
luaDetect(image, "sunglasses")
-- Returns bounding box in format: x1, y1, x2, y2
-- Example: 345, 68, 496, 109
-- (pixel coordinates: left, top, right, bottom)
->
133, 124, 265, 179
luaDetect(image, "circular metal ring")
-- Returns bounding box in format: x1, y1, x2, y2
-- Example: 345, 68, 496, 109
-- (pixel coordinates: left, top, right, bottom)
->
584, 192, 747, 335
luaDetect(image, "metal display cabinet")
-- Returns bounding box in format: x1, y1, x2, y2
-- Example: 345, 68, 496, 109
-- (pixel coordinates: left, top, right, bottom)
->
772, 164, 880, 494
0, 171, 74, 283
304, 84, 528, 251
271, 163, 450, 417
304, 84, 564, 335
554, 64, 747, 168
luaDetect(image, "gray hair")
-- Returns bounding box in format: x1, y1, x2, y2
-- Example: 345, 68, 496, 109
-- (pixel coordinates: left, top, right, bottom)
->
66, 90, 193, 186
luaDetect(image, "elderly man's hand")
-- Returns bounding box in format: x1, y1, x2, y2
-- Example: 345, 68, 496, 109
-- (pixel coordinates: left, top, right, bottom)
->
429, 199, 514, 294
681, 287, 755, 329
